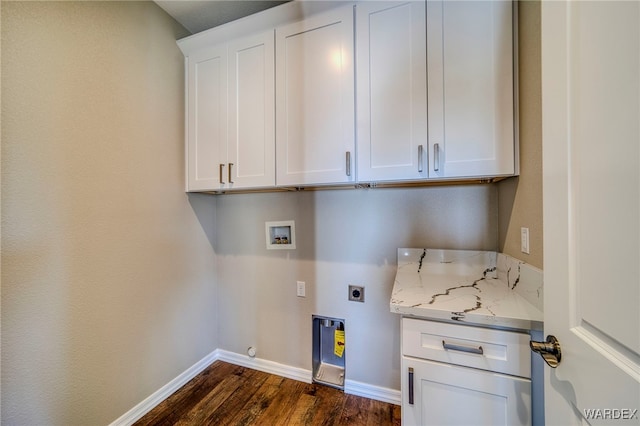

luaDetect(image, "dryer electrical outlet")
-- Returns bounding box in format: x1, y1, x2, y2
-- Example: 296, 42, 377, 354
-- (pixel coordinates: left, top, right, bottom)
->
348, 285, 364, 302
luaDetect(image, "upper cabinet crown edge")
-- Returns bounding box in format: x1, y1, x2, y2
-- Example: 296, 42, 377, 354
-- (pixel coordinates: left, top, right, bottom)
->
177, 2, 352, 55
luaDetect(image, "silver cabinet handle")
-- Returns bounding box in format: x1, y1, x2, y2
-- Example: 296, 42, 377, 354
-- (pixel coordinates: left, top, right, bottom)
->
346, 151, 351, 177
434, 143, 440, 172
219, 163, 225, 184
442, 340, 484, 355
418, 145, 424, 172
228, 163, 234, 184
408, 367, 414, 405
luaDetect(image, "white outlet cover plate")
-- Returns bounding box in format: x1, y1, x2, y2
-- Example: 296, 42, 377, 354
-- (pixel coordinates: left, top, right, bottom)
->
521, 227, 530, 254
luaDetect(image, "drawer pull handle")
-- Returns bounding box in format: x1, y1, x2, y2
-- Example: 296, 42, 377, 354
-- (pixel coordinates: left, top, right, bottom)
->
442, 340, 484, 355
408, 367, 414, 405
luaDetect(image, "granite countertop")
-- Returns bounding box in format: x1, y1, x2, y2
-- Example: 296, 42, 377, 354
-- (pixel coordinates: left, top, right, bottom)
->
390, 249, 544, 331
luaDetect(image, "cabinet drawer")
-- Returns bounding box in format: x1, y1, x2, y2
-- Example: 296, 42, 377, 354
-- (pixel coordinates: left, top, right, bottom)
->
402, 318, 531, 378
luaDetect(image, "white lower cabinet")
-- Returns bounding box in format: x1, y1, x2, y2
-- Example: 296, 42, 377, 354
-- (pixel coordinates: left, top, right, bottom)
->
402, 358, 531, 426
401, 318, 532, 426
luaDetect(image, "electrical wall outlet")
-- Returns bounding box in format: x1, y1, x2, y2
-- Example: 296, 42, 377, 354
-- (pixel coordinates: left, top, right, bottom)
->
297, 281, 305, 297
348, 285, 364, 302
521, 227, 530, 254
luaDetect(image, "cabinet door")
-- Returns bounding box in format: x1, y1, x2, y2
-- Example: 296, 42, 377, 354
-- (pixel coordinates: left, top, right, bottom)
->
356, 2, 427, 182
427, 1, 515, 179
402, 357, 532, 426
227, 31, 275, 189
275, 6, 355, 186
186, 45, 228, 191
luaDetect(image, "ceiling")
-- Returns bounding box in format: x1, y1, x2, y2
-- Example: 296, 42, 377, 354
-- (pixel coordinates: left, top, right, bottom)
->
154, 1, 290, 34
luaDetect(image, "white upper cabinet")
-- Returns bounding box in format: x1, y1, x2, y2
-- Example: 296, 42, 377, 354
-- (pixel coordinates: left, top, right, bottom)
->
227, 32, 275, 190
275, 6, 355, 186
185, 31, 274, 192
186, 45, 227, 191
356, 2, 428, 183
427, 0, 515, 179
182, 0, 516, 191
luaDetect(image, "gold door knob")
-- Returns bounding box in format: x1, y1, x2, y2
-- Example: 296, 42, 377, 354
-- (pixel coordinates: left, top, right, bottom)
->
530, 335, 562, 368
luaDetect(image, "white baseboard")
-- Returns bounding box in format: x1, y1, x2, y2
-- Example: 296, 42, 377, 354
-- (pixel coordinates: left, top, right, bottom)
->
109, 349, 400, 425
345, 379, 401, 406
216, 349, 400, 405
108, 349, 219, 426
215, 349, 312, 383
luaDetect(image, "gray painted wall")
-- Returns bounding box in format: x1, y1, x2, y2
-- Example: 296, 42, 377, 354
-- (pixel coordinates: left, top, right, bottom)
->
499, 0, 543, 269
215, 186, 498, 389
1, 3, 218, 424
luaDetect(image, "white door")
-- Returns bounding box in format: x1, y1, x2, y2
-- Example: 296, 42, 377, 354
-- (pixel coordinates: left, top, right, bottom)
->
426, 0, 514, 179
227, 31, 275, 190
541, 2, 639, 425
275, 6, 355, 186
186, 45, 227, 191
355, 1, 427, 183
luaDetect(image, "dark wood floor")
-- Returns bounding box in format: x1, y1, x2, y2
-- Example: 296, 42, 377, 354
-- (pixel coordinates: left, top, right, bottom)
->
134, 360, 401, 426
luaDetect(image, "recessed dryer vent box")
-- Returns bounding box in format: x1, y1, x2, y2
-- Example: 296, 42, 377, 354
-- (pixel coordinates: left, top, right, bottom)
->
312, 315, 345, 390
